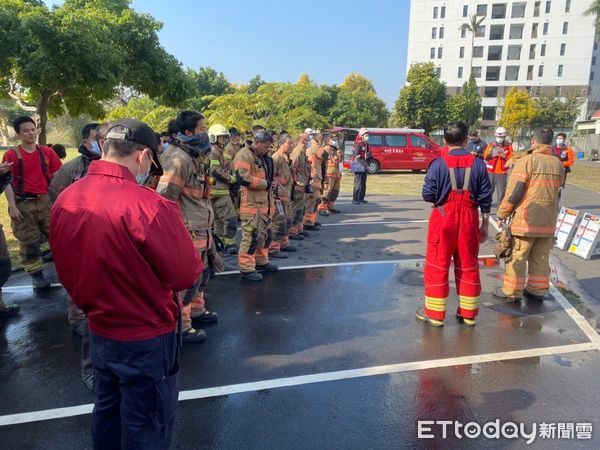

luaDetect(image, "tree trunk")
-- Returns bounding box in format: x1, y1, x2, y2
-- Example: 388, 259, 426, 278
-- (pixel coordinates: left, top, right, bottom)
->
470, 33, 474, 77
37, 92, 50, 145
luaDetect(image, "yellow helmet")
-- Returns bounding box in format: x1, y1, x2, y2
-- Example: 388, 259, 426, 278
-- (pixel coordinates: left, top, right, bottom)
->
208, 124, 230, 144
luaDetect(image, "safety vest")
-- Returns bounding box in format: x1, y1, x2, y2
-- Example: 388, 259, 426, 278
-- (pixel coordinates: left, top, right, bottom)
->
484, 142, 512, 174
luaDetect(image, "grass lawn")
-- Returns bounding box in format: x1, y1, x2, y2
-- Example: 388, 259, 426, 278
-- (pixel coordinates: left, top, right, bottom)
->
566, 162, 600, 193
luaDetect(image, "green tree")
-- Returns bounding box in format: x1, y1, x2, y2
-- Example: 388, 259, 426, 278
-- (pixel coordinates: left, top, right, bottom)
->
446, 73, 481, 128
105, 96, 176, 132
585, 1, 600, 38
460, 14, 486, 76
328, 89, 388, 127
531, 92, 583, 129
394, 62, 447, 134
339, 73, 377, 95
0, 0, 193, 143
247, 75, 266, 94
188, 67, 233, 97
499, 88, 537, 137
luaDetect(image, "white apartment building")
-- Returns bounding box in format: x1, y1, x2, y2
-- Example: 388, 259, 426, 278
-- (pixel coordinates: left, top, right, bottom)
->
406, 0, 600, 127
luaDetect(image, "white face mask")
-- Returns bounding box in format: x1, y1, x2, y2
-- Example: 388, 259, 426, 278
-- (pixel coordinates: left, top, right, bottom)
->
495, 137, 504, 144
556, 139, 565, 146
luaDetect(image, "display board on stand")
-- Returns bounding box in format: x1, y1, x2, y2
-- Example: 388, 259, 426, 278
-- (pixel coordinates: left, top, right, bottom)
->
568, 212, 600, 260
554, 207, 580, 250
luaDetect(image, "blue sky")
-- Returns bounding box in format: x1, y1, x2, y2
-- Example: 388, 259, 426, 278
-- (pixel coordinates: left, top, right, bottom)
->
46, 0, 410, 108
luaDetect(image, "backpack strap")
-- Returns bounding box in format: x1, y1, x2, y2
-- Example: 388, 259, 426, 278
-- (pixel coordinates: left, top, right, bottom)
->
36, 145, 52, 187
15, 148, 24, 198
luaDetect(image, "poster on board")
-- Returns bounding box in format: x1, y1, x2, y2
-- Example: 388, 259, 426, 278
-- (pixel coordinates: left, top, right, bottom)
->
568, 212, 600, 260
554, 207, 580, 250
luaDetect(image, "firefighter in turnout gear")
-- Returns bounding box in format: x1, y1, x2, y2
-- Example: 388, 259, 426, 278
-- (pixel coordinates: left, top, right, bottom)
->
157, 111, 218, 343
418, 122, 492, 327
493, 128, 565, 302
233, 131, 279, 281
268, 133, 297, 257
318, 137, 343, 216
208, 124, 238, 255
288, 132, 311, 240
304, 131, 325, 230
483, 127, 513, 204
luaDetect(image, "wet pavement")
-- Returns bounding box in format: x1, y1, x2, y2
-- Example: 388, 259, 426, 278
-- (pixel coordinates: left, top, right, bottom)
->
1, 195, 600, 449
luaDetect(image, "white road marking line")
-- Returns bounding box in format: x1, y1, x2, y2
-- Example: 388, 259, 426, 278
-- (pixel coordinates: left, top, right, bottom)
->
1, 341, 598, 427
320, 219, 429, 227
488, 216, 600, 343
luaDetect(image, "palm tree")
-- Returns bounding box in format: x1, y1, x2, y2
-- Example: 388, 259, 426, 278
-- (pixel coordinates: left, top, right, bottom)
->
460, 14, 486, 77
584, 1, 600, 38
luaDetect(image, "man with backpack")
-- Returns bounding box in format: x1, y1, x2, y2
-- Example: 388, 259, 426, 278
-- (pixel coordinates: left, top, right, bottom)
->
2, 116, 62, 288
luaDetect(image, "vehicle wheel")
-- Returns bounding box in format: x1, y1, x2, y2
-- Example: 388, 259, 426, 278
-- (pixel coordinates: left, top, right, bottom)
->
367, 159, 380, 174
411, 169, 423, 173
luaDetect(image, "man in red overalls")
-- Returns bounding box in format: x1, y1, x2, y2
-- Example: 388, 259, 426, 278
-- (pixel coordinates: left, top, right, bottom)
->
418, 121, 493, 327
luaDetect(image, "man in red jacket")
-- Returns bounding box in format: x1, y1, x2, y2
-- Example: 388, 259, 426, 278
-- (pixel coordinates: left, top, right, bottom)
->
51, 119, 202, 450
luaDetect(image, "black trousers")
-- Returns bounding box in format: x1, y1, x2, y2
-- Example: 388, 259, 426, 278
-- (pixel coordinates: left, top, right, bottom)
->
353, 172, 367, 202
90, 331, 179, 450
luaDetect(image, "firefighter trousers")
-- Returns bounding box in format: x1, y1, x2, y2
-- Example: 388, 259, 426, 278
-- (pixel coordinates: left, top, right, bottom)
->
289, 190, 307, 236
211, 195, 237, 248
11, 195, 51, 275
304, 188, 320, 226
424, 194, 481, 321
269, 200, 292, 252
319, 176, 341, 211
181, 231, 210, 332
239, 211, 271, 273
502, 235, 554, 297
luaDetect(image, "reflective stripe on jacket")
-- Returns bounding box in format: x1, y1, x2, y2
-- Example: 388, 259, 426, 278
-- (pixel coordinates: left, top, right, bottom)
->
234, 145, 270, 215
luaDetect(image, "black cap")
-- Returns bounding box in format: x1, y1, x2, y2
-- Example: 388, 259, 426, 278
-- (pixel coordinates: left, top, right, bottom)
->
105, 119, 158, 152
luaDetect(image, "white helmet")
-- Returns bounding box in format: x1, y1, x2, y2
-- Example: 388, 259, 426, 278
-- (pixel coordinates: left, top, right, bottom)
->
359, 127, 369, 137
208, 124, 230, 144
495, 127, 507, 137
304, 128, 314, 135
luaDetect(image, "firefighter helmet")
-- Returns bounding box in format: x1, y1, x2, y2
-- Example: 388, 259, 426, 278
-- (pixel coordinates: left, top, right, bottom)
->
208, 124, 230, 144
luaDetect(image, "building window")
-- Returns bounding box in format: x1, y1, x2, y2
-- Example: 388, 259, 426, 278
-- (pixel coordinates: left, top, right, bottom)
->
459, 47, 465, 58
506, 66, 520, 81
507, 45, 522, 60
534, 1, 541, 16
491, 3, 507, 19
545, 1, 551, 13
438, 47, 443, 58
488, 45, 503, 61
531, 23, 538, 38
591, 72, 595, 81
595, 42, 599, 50
473, 66, 482, 78
473, 46, 484, 58
436, 67, 442, 78
439, 27, 445, 39
458, 67, 464, 78
482, 107, 497, 121
512, 2, 527, 18
484, 86, 499, 97
463, 4, 469, 17
539, 65, 544, 77
486, 66, 501, 81
543, 23, 549, 35
476, 4, 488, 16
566, 0, 571, 13
593, 56, 597, 66
527, 65, 534, 80
433, 6, 438, 18
529, 44, 536, 59
558, 64, 564, 77
509, 24, 524, 39
432, 27, 437, 39
560, 43, 566, 56
461, 27, 467, 38
536, 85, 542, 96
563, 22, 568, 34
490, 25, 505, 40
441, 6, 446, 18
475, 25, 486, 38
430, 48, 436, 59
555, 86, 561, 96
541, 43, 546, 56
